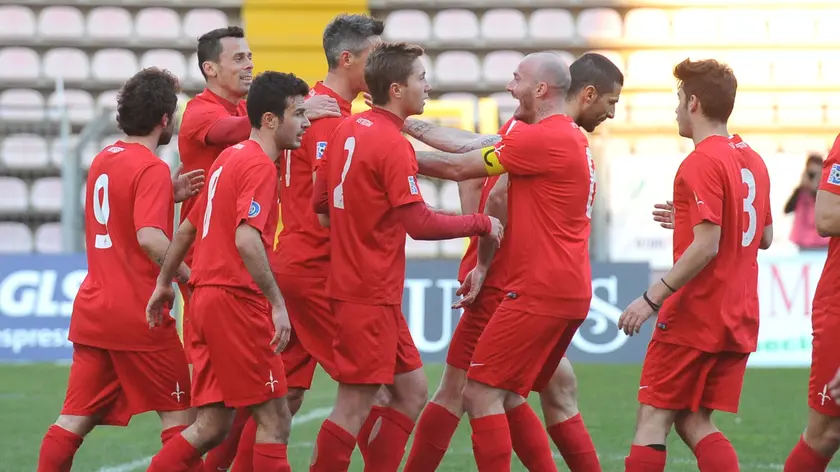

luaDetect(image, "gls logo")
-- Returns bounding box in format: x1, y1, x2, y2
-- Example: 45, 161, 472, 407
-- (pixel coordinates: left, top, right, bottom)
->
0, 269, 86, 317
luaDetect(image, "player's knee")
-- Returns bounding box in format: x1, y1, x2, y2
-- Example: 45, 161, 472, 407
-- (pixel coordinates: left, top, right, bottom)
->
502, 392, 527, 411
540, 367, 579, 418
463, 379, 502, 416
634, 404, 676, 445
396, 375, 428, 419
286, 388, 306, 416
252, 399, 292, 443
805, 412, 840, 456
432, 365, 468, 407
674, 410, 716, 449
55, 415, 98, 438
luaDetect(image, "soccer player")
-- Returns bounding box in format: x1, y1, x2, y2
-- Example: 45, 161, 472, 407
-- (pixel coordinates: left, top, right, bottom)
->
404, 52, 622, 472
37, 68, 203, 472
178, 26, 339, 471
616, 58, 773, 472
404, 51, 594, 471
308, 42, 503, 472
275, 13, 383, 416
784, 134, 840, 471
145, 71, 310, 472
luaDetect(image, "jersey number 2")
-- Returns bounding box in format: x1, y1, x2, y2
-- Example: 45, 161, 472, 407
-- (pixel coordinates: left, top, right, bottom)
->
333, 137, 355, 209
202, 166, 223, 239
92, 174, 112, 248
741, 168, 757, 247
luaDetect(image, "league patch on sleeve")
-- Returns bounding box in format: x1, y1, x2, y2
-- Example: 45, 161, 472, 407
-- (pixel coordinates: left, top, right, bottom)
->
316, 141, 327, 160
248, 199, 261, 218
408, 176, 419, 195
828, 163, 840, 186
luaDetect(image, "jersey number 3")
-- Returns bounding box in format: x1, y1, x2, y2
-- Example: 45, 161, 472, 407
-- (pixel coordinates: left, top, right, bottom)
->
741, 168, 757, 247
333, 137, 355, 209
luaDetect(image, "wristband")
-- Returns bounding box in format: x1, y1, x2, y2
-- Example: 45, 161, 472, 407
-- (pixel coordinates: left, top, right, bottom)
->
643, 291, 661, 312
661, 277, 677, 293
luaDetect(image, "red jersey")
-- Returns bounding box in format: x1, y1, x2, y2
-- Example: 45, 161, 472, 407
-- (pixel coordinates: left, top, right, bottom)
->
70, 141, 181, 351
457, 119, 518, 288
322, 108, 425, 305
655, 135, 772, 353
492, 115, 594, 318
812, 134, 840, 314
178, 89, 248, 263
187, 140, 279, 296
274, 82, 353, 278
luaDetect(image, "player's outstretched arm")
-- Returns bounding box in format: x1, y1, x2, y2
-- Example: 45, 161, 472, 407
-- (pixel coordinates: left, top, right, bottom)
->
404, 119, 500, 153
235, 223, 291, 352
816, 189, 840, 237
415, 147, 505, 182
395, 201, 502, 245
137, 227, 190, 285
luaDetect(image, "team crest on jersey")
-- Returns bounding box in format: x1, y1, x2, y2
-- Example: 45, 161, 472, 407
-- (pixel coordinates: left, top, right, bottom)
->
316, 141, 327, 160
248, 199, 261, 218
408, 176, 419, 195
828, 163, 840, 186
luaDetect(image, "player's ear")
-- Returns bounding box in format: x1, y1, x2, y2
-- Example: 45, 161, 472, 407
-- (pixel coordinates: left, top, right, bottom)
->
160, 113, 170, 128
584, 85, 597, 103
390, 82, 402, 101
340, 50, 353, 68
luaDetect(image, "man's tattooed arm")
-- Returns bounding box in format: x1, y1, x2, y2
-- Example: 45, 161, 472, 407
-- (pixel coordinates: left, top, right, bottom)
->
404, 119, 501, 153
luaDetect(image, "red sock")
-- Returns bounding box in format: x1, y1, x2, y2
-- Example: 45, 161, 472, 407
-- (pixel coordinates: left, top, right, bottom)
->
310, 419, 356, 472
404, 402, 461, 472
624, 445, 666, 472
37, 424, 84, 472
357, 405, 383, 461
231, 417, 257, 472
784, 436, 832, 472
204, 408, 249, 472
148, 431, 202, 472
364, 407, 416, 472
162, 426, 204, 472
252, 443, 290, 472
470, 414, 512, 472
693, 432, 739, 472
506, 403, 557, 471
547, 414, 601, 472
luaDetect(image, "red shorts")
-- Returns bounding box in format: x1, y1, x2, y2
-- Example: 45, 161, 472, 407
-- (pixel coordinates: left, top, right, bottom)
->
447, 287, 506, 370
275, 273, 337, 389
809, 310, 840, 417
467, 306, 583, 397
189, 286, 287, 408
639, 340, 749, 413
62, 343, 191, 426
331, 300, 423, 385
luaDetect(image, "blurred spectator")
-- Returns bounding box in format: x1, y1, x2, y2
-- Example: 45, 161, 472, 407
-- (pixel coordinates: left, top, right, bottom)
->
786, 153, 829, 252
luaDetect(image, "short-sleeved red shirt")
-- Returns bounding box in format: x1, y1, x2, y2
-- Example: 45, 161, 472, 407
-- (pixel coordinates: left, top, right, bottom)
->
490, 115, 594, 318
655, 135, 772, 353
187, 140, 279, 297
322, 108, 425, 305
178, 89, 248, 264
457, 119, 518, 288
69, 141, 181, 351
812, 134, 840, 315
274, 82, 353, 278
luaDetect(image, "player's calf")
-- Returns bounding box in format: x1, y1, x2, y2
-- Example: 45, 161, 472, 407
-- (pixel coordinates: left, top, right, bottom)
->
311, 383, 381, 471
539, 358, 580, 425
802, 409, 840, 458
675, 409, 739, 472
248, 397, 292, 471
148, 404, 233, 472
624, 405, 676, 472
37, 415, 97, 472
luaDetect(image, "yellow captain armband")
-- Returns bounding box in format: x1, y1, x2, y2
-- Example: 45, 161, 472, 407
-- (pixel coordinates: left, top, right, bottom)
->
481, 145, 507, 176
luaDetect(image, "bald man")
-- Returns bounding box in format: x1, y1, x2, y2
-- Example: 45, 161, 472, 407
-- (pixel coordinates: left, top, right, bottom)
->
405, 52, 622, 472
412, 52, 599, 471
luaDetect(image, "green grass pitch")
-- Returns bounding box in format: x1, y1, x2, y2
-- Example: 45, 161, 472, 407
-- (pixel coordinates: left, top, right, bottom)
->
1, 363, 838, 471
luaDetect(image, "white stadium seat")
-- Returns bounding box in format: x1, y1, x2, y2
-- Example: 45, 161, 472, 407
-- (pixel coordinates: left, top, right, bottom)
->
30, 177, 63, 213
182, 9, 228, 39
483, 51, 523, 86
778, 93, 825, 126
728, 92, 776, 127
433, 9, 479, 41
0, 223, 33, 253
624, 8, 671, 41
0, 5, 36, 38
768, 9, 815, 43
576, 8, 623, 40
627, 93, 676, 126
38, 6, 85, 38
51, 135, 99, 169
383, 10, 431, 42
35, 223, 64, 254
825, 93, 840, 124
91, 49, 138, 82
774, 52, 820, 86
97, 90, 119, 112
816, 9, 840, 42
671, 9, 719, 42
135, 8, 181, 39
725, 51, 773, 87
481, 9, 527, 41
719, 10, 767, 42
633, 137, 682, 156
87, 7, 133, 39
140, 50, 188, 81
489, 91, 518, 122
419, 54, 434, 82
434, 51, 481, 85
822, 53, 840, 86
186, 52, 205, 83
47, 89, 94, 125
0, 89, 45, 122
1, 134, 49, 170
0, 177, 28, 214
780, 137, 831, 155
626, 51, 676, 87
43, 48, 90, 81
0, 48, 40, 81
529, 9, 575, 41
